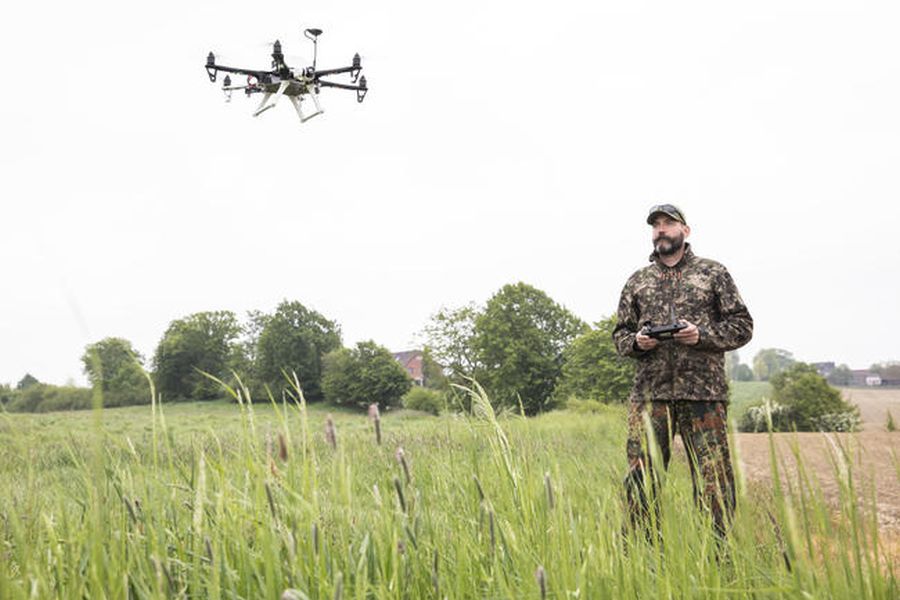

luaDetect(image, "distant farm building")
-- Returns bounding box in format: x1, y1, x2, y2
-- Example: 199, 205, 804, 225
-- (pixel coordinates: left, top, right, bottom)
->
393, 350, 424, 386
850, 369, 881, 387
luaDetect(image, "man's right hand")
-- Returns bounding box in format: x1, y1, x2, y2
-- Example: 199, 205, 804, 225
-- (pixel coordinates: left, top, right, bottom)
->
635, 331, 658, 351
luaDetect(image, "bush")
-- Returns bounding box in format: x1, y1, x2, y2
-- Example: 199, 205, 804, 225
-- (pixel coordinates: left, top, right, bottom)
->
7, 384, 93, 413
402, 386, 445, 415
564, 397, 620, 417
737, 364, 859, 432
322, 341, 412, 410
738, 399, 792, 432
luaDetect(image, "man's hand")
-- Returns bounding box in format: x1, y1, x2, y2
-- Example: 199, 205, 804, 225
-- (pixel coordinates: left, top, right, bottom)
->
674, 320, 700, 345
635, 330, 658, 351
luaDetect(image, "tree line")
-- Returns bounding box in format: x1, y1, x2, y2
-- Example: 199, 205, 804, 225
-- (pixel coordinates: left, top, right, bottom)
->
1, 282, 890, 421
1, 300, 411, 413
0, 284, 633, 414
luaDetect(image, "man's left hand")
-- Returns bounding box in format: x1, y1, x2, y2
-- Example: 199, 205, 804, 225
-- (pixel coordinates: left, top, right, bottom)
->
674, 320, 700, 346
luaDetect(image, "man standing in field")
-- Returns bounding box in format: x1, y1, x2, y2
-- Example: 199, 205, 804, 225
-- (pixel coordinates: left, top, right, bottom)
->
613, 204, 753, 536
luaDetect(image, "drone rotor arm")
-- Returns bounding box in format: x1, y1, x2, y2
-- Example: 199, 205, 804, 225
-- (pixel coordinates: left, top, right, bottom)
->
316, 80, 363, 91
208, 64, 272, 79
312, 66, 358, 78
318, 77, 368, 102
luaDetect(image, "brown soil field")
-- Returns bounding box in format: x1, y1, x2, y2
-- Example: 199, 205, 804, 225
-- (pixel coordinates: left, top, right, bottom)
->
732, 387, 900, 533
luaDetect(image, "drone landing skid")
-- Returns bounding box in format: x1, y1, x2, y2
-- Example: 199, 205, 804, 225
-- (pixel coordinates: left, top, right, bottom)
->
253, 81, 289, 117
289, 96, 324, 123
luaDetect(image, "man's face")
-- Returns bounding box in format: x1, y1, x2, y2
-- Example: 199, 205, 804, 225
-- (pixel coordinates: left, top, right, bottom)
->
651, 215, 690, 256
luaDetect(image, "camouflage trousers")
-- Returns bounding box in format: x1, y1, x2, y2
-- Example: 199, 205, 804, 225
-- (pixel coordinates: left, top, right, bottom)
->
625, 400, 735, 537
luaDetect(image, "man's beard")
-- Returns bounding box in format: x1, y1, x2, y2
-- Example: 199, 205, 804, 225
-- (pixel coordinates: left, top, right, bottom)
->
654, 233, 684, 256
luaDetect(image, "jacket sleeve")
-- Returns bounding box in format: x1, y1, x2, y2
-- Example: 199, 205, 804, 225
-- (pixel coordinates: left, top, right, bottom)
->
613, 276, 648, 357
696, 269, 753, 352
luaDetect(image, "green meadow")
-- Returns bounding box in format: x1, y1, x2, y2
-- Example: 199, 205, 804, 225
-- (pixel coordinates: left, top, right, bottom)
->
1, 385, 895, 599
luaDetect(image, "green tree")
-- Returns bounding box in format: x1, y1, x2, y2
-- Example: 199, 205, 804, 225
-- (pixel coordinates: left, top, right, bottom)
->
554, 316, 634, 404
473, 282, 587, 414
752, 348, 795, 381
82, 337, 150, 407
254, 300, 342, 401
322, 341, 412, 410
772, 363, 858, 431
421, 346, 449, 391
0, 383, 12, 405
733, 363, 754, 381
725, 351, 754, 381
153, 311, 243, 401
827, 364, 853, 387
16, 373, 40, 390
421, 303, 481, 379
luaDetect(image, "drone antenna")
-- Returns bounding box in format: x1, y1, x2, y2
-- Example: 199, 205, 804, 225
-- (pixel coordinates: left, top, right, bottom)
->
304, 28, 323, 70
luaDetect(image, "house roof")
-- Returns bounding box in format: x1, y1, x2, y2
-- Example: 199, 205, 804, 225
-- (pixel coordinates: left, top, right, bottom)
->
392, 350, 421, 366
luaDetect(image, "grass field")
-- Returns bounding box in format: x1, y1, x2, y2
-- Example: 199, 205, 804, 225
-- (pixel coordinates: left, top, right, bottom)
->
728, 381, 772, 420
2, 387, 897, 598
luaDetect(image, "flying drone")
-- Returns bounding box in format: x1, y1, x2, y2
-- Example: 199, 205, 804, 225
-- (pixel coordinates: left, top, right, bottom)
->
205, 28, 367, 123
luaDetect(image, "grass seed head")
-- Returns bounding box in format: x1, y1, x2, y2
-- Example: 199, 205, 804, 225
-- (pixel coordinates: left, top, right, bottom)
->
431, 548, 440, 596
535, 565, 547, 599
396, 446, 411, 483
278, 432, 288, 462
370, 404, 382, 444
325, 415, 337, 449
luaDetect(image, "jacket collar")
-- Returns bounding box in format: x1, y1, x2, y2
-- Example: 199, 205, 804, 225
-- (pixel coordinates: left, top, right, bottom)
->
649, 242, 694, 269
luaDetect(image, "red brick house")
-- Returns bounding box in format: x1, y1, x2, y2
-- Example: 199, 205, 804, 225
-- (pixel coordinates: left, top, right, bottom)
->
392, 350, 424, 386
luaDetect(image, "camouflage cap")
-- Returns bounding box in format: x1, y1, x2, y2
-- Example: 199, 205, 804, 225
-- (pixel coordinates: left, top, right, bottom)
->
647, 204, 687, 225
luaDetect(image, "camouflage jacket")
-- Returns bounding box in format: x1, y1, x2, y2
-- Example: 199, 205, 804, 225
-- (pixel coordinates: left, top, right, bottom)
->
613, 244, 753, 402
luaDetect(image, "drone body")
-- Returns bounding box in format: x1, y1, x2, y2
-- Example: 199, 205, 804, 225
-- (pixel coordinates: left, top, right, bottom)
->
205, 29, 367, 123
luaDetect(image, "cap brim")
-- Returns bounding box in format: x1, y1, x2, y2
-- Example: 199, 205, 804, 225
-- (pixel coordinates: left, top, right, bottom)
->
647, 210, 685, 225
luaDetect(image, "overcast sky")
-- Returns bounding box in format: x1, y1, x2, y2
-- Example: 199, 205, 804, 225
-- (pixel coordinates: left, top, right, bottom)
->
2, 0, 898, 386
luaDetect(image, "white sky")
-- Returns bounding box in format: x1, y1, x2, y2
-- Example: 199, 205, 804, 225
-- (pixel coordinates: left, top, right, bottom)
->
2, 0, 898, 386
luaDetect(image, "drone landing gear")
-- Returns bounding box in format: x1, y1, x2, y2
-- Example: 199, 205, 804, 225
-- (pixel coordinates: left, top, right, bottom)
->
253, 80, 290, 117
289, 94, 324, 123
